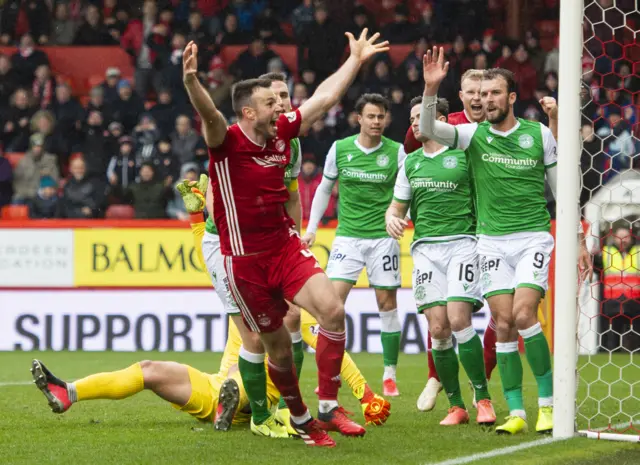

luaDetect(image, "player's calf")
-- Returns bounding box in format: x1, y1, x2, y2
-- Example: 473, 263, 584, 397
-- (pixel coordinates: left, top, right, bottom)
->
31, 359, 72, 413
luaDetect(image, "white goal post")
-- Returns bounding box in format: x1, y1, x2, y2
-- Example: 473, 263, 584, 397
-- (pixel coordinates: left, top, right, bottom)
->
555, 0, 640, 442
552, 0, 584, 441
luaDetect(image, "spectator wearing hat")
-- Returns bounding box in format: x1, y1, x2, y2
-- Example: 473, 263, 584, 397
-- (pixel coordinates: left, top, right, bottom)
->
28, 175, 60, 218
170, 115, 205, 165
104, 121, 124, 161
107, 135, 137, 200
0, 153, 13, 209
12, 133, 59, 204
50, 2, 77, 45
101, 67, 121, 105
167, 163, 199, 221
117, 162, 173, 219
58, 156, 107, 218
111, 79, 145, 133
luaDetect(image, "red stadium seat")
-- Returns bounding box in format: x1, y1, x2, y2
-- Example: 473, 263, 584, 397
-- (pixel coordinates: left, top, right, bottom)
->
105, 204, 135, 219
5, 152, 24, 169
88, 74, 104, 90
1, 205, 29, 220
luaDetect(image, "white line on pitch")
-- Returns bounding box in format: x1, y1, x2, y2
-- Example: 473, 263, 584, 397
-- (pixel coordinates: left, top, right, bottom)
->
0, 381, 32, 386
424, 437, 563, 465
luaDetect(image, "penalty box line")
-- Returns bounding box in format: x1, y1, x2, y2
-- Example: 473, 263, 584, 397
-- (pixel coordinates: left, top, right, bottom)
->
424, 437, 563, 465
427, 420, 638, 465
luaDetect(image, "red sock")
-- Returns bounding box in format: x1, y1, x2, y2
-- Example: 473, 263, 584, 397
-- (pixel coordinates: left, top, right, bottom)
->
427, 331, 439, 381
267, 359, 307, 417
483, 317, 498, 381
316, 328, 346, 400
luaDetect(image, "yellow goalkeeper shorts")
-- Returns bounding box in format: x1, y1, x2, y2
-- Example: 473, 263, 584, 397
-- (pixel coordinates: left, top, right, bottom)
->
173, 365, 280, 424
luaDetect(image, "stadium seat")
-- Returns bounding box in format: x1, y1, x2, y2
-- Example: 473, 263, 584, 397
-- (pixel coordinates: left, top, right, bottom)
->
1, 204, 29, 220
105, 204, 135, 219
87, 74, 104, 90
5, 152, 25, 169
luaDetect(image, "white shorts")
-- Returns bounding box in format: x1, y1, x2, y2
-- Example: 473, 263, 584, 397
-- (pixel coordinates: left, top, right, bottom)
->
477, 232, 555, 298
411, 238, 483, 312
201, 232, 239, 315
326, 236, 401, 289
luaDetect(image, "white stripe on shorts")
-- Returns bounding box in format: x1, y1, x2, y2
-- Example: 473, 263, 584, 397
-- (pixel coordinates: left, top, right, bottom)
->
224, 255, 260, 332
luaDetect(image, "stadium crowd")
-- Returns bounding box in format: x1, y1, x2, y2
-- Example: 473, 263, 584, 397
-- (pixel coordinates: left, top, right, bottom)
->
0, 0, 637, 221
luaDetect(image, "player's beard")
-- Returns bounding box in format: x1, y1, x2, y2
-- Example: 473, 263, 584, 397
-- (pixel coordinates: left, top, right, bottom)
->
486, 103, 510, 125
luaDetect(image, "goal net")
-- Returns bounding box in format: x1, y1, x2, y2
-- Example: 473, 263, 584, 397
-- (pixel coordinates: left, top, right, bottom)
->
571, 0, 640, 442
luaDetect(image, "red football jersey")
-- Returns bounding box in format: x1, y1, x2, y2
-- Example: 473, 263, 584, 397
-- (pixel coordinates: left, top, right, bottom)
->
403, 110, 472, 153
208, 109, 302, 256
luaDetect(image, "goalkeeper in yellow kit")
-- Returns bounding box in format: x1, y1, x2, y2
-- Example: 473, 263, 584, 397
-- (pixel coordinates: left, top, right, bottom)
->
31, 175, 390, 432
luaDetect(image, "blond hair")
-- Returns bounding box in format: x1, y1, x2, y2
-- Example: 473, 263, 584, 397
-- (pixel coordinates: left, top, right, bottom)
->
460, 69, 484, 84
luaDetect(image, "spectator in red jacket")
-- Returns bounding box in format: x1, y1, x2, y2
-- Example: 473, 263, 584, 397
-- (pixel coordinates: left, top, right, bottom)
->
121, 0, 161, 99
502, 43, 538, 105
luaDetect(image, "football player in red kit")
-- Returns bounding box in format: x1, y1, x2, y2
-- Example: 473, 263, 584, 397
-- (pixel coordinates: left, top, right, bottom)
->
182, 30, 388, 448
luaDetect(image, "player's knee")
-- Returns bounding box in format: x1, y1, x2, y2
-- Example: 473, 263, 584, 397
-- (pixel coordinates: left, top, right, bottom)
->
429, 322, 449, 339
316, 300, 345, 332
514, 306, 537, 330
449, 313, 472, 333
377, 293, 397, 312
269, 345, 293, 368
139, 360, 157, 386
495, 319, 514, 338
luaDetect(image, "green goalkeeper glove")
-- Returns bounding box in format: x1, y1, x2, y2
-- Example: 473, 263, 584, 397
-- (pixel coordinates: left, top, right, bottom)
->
176, 173, 208, 215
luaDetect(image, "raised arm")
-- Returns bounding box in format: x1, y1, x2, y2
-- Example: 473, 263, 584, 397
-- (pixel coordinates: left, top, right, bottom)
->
298, 29, 389, 134
418, 47, 466, 148
183, 42, 228, 148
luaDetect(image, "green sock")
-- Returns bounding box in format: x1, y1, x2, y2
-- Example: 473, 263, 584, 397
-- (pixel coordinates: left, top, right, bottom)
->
496, 343, 524, 413
456, 329, 490, 402
381, 332, 401, 367
238, 351, 270, 424
521, 324, 553, 400
432, 339, 465, 409
380, 309, 401, 367
278, 340, 305, 410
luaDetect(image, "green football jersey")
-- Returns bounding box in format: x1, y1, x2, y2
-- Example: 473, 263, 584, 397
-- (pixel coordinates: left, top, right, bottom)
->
324, 135, 406, 239
206, 138, 302, 235
454, 119, 557, 236
394, 146, 475, 247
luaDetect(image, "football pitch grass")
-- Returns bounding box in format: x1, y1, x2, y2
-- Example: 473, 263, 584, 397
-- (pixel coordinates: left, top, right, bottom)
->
1, 351, 638, 465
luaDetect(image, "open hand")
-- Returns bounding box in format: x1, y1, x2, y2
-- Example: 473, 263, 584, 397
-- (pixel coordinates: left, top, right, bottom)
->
345, 28, 390, 64
423, 46, 449, 95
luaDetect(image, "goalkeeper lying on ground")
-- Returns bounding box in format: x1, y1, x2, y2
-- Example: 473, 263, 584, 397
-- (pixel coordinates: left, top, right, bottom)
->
31, 175, 390, 432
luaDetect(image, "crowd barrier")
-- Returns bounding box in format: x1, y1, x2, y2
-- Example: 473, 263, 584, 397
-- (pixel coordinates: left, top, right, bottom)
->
0, 220, 559, 352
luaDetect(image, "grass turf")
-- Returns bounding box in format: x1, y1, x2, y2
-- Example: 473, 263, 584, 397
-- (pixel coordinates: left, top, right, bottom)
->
1, 351, 638, 464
